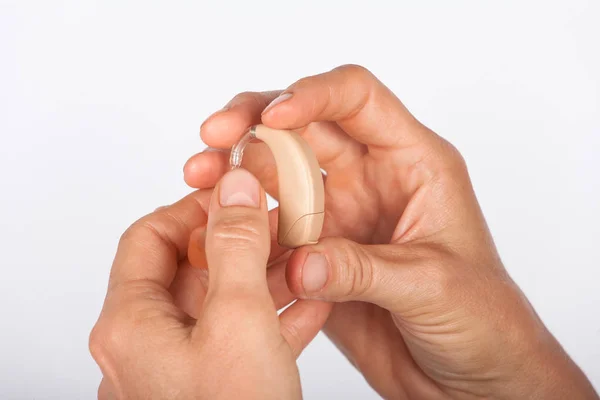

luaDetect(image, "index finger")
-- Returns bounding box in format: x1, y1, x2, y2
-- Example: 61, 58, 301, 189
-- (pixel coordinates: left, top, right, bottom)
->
261, 64, 432, 149
108, 189, 212, 293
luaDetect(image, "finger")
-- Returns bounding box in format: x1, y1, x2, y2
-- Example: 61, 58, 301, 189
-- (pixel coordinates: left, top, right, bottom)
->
170, 258, 293, 320
169, 259, 208, 319
204, 168, 271, 298
296, 122, 365, 172
187, 209, 289, 269
108, 189, 211, 294
200, 90, 281, 148
261, 64, 434, 150
267, 259, 296, 310
286, 236, 432, 313
194, 89, 363, 184
184, 133, 335, 196
279, 300, 333, 358
187, 226, 207, 269
184, 146, 280, 205
183, 147, 230, 189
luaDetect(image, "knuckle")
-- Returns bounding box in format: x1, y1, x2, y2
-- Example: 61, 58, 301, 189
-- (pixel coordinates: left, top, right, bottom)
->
333, 241, 375, 297
296, 64, 375, 90
280, 322, 302, 355
88, 318, 125, 367
118, 217, 156, 247
210, 214, 264, 250
231, 91, 262, 107
89, 300, 150, 359
334, 64, 378, 96
441, 138, 468, 173
89, 316, 135, 392
351, 246, 376, 296
426, 136, 469, 177
118, 212, 183, 257
118, 219, 144, 245
105, 319, 128, 352
88, 322, 106, 363
293, 75, 314, 90
335, 64, 374, 82
235, 90, 256, 99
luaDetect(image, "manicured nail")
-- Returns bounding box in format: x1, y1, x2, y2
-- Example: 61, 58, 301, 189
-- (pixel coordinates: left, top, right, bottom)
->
219, 168, 260, 208
262, 92, 292, 115
302, 253, 328, 293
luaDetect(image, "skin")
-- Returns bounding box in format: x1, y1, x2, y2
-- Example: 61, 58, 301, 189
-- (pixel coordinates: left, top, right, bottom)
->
89, 168, 331, 399
181, 65, 599, 399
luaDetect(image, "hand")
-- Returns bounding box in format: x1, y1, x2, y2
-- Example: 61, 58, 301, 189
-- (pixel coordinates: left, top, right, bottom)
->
184, 65, 598, 399
89, 169, 331, 399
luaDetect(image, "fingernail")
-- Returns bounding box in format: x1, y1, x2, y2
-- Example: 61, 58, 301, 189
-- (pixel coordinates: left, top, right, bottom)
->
262, 92, 292, 115
302, 253, 328, 293
219, 168, 260, 208
188, 228, 207, 269
210, 105, 231, 117
202, 146, 227, 153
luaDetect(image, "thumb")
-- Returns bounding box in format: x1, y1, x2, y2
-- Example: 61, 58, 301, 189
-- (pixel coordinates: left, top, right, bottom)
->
204, 168, 271, 300
286, 237, 431, 313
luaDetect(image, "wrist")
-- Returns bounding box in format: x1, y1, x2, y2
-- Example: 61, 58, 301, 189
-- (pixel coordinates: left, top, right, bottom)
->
497, 332, 598, 400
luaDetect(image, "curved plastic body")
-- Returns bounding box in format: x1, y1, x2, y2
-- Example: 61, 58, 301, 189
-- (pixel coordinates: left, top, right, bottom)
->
232, 124, 325, 248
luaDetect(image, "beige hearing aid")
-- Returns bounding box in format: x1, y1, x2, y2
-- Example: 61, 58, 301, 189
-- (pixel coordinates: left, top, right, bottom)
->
230, 124, 325, 248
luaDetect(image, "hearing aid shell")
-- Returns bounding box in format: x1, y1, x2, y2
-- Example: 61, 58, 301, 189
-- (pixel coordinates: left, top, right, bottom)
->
230, 124, 325, 248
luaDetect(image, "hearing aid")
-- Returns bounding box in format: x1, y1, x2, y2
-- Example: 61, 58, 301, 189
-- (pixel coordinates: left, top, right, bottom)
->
229, 124, 325, 249
187, 124, 325, 268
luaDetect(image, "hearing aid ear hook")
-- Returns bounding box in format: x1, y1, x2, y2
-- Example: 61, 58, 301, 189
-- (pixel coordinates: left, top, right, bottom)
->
230, 124, 325, 248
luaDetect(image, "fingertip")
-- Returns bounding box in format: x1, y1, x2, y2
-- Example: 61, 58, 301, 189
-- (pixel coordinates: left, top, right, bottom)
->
203, 170, 272, 296
261, 92, 293, 117
200, 111, 236, 147
266, 260, 296, 310
202, 107, 261, 148
217, 168, 262, 209
183, 156, 200, 186
260, 98, 300, 129
183, 151, 229, 188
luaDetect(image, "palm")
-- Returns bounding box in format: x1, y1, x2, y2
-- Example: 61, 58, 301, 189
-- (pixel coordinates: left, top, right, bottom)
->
309, 138, 447, 398
321, 154, 409, 243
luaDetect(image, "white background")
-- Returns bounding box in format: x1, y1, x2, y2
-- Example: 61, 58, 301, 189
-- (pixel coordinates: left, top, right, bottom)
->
1, 1, 599, 399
